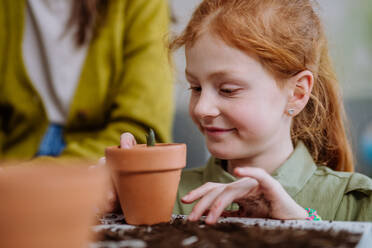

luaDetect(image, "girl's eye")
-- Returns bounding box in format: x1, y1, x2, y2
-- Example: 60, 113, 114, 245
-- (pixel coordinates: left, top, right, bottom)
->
188, 86, 202, 92
220, 88, 233, 93
220, 88, 238, 94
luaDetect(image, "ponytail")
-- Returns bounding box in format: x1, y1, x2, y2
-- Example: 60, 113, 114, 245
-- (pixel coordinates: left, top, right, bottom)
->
292, 40, 353, 171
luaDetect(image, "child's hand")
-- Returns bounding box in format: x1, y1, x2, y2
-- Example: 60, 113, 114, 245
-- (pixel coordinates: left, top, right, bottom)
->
104, 132, 136, 211
182, 167, 308, 224
92, 132, 137, 213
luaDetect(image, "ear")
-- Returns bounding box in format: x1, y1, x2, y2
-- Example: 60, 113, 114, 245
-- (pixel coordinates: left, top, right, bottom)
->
286, 70, 314, 116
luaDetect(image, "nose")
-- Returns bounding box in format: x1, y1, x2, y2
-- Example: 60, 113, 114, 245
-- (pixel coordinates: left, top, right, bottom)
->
192, 91, 220, 120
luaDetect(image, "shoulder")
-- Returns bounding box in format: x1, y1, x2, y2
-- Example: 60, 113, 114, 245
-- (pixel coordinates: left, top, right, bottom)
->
340, 172, 372, 221
313, 167, 372, 221
313, 166, 372, 194
306, 166, 354, 194
335, 172, 372, 221
314, 165, 353, 179
345, 172, 372, 195
311, 166, 372, 197
298, 166, 372, 221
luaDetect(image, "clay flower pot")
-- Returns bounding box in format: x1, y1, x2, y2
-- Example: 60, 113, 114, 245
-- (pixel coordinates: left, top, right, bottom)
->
0, 163, 109, 248
105, 143, 186, 225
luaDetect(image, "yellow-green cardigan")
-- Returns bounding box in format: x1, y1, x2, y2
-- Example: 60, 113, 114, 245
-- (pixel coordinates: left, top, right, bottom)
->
0, 0, 173, 160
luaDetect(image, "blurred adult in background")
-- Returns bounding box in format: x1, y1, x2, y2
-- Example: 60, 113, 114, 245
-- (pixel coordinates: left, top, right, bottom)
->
0, 0, 174, 161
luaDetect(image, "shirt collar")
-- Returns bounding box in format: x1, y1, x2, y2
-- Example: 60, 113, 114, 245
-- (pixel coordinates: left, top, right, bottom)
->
203, 141, 317, 198
271, 141, 317, 197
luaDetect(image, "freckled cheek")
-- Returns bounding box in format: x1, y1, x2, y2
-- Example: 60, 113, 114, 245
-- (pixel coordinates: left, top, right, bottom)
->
230, 106, 272, 136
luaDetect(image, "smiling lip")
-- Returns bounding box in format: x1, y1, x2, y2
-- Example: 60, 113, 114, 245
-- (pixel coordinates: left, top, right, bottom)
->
203, 126, 235, 135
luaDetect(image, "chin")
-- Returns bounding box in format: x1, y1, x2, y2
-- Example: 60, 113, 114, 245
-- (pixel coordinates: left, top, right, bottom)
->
207, 145, 237, 160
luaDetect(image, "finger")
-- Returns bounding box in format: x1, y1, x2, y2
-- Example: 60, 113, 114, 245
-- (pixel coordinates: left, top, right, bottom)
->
181, 182, 222, 203
102, 179, 119, 213
234, 167, 278, 191
188, 186, 225, 222
205, 193, 235, 224
107, 190, 116, 202
104, 191, 117, 213
204, 181, 253, 224
120, 133, 137, 149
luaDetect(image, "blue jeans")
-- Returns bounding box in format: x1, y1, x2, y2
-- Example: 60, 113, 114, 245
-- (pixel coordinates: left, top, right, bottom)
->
36, 124, 66, 157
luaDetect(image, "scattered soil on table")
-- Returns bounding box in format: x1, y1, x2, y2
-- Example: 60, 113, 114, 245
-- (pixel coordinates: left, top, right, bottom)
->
97, 217, 361, 248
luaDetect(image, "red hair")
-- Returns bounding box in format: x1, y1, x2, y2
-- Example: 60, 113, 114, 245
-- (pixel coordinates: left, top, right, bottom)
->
170, 0, 354, 172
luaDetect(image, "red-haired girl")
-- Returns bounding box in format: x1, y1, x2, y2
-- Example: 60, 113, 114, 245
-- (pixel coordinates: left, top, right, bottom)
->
120, 0, 372, 223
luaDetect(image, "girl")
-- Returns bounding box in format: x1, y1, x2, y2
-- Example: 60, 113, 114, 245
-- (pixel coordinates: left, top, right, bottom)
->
120, 0, 372, 223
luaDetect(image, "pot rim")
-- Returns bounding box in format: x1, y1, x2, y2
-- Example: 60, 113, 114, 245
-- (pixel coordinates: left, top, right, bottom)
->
105, 143, 187, 172
106, 143, 186, 151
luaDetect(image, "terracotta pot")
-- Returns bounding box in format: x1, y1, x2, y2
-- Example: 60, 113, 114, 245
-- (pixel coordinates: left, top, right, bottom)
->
0, 163, 109, 248
105, 143, 186, 225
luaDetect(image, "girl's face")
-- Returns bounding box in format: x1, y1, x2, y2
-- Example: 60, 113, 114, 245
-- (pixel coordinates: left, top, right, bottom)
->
185, 32, 292, 160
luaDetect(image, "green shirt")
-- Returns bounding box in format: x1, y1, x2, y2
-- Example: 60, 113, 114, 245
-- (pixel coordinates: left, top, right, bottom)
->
174, 142, 372, 221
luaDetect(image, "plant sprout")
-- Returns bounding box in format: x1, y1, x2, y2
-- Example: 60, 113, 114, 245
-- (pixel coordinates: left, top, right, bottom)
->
146, 128, 155, 146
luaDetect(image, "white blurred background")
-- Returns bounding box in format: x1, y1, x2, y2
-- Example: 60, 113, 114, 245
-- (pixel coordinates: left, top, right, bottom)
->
170, 0, 372, 177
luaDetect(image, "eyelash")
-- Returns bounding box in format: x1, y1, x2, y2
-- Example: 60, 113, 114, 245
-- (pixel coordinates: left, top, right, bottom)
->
188, 86, 237, 95
220, 88, 234, 94
188, 86, 201, 92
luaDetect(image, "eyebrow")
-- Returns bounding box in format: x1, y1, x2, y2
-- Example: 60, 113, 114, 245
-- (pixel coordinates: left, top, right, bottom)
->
185, 70, 235, 81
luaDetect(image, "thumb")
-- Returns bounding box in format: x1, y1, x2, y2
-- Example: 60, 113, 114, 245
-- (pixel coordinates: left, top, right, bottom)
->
120, 132, 137, 149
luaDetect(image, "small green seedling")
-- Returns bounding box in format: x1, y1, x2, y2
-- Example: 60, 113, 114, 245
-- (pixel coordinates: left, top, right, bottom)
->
146, 128, 155, 147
